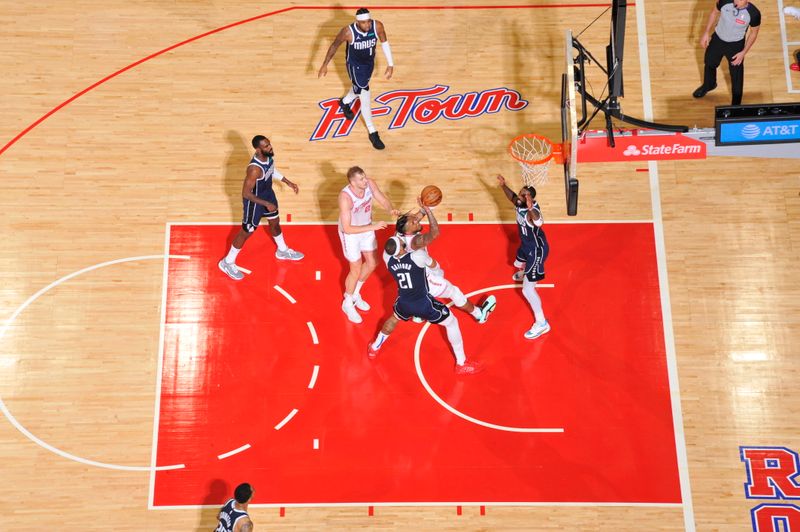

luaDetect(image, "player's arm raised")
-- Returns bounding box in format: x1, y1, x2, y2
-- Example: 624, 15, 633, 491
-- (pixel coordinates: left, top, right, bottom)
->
242, 166, 277, 212
496, 174, 519, 205
339, 191, 387, 234
413, 200, 440, 248
376, 21, 394, 80
368, 178, 400, 217
273, 168, 299, 194
318, 26, 351, 78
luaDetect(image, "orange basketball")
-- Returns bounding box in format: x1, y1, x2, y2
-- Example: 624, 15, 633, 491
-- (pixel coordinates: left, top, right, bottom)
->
420, 185, 442, 207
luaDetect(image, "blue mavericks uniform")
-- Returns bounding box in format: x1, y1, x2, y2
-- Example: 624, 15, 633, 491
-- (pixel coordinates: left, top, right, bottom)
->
514, 201, 549, 282
387, 251, 450, 324
215, 499, 249, 532
345, 20, 378, 94
242, 155, 279, 232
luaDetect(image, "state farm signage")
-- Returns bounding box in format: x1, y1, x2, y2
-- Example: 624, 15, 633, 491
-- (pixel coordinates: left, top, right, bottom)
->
577, 130, 707, 162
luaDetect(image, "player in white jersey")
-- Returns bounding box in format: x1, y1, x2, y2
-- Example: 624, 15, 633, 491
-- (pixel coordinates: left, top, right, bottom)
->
339, 166, 399, 323
395, 204, 496, 324
214, 483, 254, 532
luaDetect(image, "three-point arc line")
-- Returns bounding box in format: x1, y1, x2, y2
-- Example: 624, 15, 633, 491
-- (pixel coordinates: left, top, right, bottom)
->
308, 365, 320, 389
306, 322, 319, 344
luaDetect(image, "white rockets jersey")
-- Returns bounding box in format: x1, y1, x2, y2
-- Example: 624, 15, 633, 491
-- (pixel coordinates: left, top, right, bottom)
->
340, 184, 373, 228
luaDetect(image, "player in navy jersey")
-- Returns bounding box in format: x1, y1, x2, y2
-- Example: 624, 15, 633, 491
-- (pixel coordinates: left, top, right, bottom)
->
219, 135, 303, 280
215, 483, 254, 532
367, 201, 493, 375
318, 8, 394, 150
497, 174, 551, 340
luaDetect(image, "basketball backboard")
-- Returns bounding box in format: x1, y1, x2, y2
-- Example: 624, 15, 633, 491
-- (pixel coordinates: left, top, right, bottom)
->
562, 30, 579, 216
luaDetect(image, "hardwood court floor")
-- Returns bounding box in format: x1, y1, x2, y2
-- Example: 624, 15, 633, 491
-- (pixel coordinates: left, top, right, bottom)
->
0, 1, 798, 530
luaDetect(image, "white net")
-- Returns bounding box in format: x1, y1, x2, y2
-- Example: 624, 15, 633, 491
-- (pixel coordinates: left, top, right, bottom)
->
509, 135, 553, 187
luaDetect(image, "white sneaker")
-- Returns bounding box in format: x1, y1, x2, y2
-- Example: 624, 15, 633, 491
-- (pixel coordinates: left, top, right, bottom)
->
478, 295, 497, 324
218, 259, 244, 281
785, 6, 800, 19
512, 270, 525, 282
524, 320, 551, 340
342, 299, 363, 323
276, 248, 304, 261
412, 316, 424, 323
353, 296, 370, 311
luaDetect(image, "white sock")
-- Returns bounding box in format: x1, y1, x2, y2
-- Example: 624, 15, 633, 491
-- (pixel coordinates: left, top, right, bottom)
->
522, 278, 546, 324
371, 331, 389, 350
441, 314, 467, 365
353, 280, 365, 299
469, 306, 482, 320
359, 90, 376, 133
273, 233, 288, 252
343, 292, 354, 303
342, 89, 357, 105
224, 245, 241, 264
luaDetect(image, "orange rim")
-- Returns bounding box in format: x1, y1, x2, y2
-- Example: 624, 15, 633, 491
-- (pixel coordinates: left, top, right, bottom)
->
508, 133, 555, 165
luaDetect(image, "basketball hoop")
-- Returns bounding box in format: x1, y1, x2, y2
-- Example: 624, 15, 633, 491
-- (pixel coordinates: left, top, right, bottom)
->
508, 134, 563, 187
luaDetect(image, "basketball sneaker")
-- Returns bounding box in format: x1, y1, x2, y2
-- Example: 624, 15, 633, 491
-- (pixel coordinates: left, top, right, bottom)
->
524, 320, 551, 340
339, 98, 355, 120
342, 299, 363, 324
367, 343, 379, 359
412, 316, 424, 323
275, 248, 304, 261
785, 6, 800, 19
368, 131, 385, 150
455, 359, 485, 376
218, 259, 244, 281
353, 296, 370, 311
512, 270, 525, 282
478, 295, 497, 324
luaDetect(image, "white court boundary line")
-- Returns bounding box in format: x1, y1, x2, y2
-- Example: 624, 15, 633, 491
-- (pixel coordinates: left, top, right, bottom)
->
636, 2, 695, 529
151, 501, 682, 510
778, 0, 799, 93
169, 219, 654, 226
414, 285, 562, 433
0, 254, 189, 475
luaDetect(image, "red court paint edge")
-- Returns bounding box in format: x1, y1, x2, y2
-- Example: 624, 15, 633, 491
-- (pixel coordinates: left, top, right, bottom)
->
0, 2, 628, 157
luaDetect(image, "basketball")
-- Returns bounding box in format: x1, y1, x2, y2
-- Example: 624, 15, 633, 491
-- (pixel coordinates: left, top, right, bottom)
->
420, 185, 442, 207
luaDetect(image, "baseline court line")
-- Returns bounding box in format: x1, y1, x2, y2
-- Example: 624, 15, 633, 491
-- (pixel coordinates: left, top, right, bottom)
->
273, 285, 297, 304
274, 409, 299, 430
218, 444, 252, 460
636, 1, 695, 528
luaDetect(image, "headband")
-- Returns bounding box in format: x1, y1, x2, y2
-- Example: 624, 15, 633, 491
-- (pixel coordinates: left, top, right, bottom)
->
356, 13, 371, 21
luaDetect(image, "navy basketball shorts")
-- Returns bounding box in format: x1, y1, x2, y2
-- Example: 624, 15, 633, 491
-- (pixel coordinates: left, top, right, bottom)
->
347, 61, 374, 94
524, 243, 549, 282
393, 295, 450, 325
242, 193, 279, 233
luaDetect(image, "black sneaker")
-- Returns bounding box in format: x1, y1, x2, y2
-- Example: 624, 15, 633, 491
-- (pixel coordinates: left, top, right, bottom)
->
692, 84, 716, 98
368, 131, 385, 150
339, 99, 355, 120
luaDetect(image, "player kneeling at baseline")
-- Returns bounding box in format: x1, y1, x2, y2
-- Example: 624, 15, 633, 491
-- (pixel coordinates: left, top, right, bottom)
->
394, 202, 496, 325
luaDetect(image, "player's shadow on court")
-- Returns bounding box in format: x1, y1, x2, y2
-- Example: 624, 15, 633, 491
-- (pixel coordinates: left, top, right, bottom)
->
195, 478, 229, 531
222, 131, 251, 246
306, 2, 351, 87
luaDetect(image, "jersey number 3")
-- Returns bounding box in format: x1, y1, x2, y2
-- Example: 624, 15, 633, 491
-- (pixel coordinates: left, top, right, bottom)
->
398, 272, 414, 289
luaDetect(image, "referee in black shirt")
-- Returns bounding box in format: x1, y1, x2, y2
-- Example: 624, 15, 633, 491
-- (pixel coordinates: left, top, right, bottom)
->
694, 0, 761, 105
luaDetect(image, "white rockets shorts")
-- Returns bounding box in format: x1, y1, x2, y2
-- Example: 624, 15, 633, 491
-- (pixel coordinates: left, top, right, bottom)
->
339, 229, 377, 263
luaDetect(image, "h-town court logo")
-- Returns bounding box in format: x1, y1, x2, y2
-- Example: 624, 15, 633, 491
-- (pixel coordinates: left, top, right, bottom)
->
310, 84, 528, 141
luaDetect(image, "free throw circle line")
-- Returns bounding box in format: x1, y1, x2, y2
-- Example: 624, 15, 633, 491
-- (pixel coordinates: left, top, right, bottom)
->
0, 254, 190, 471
